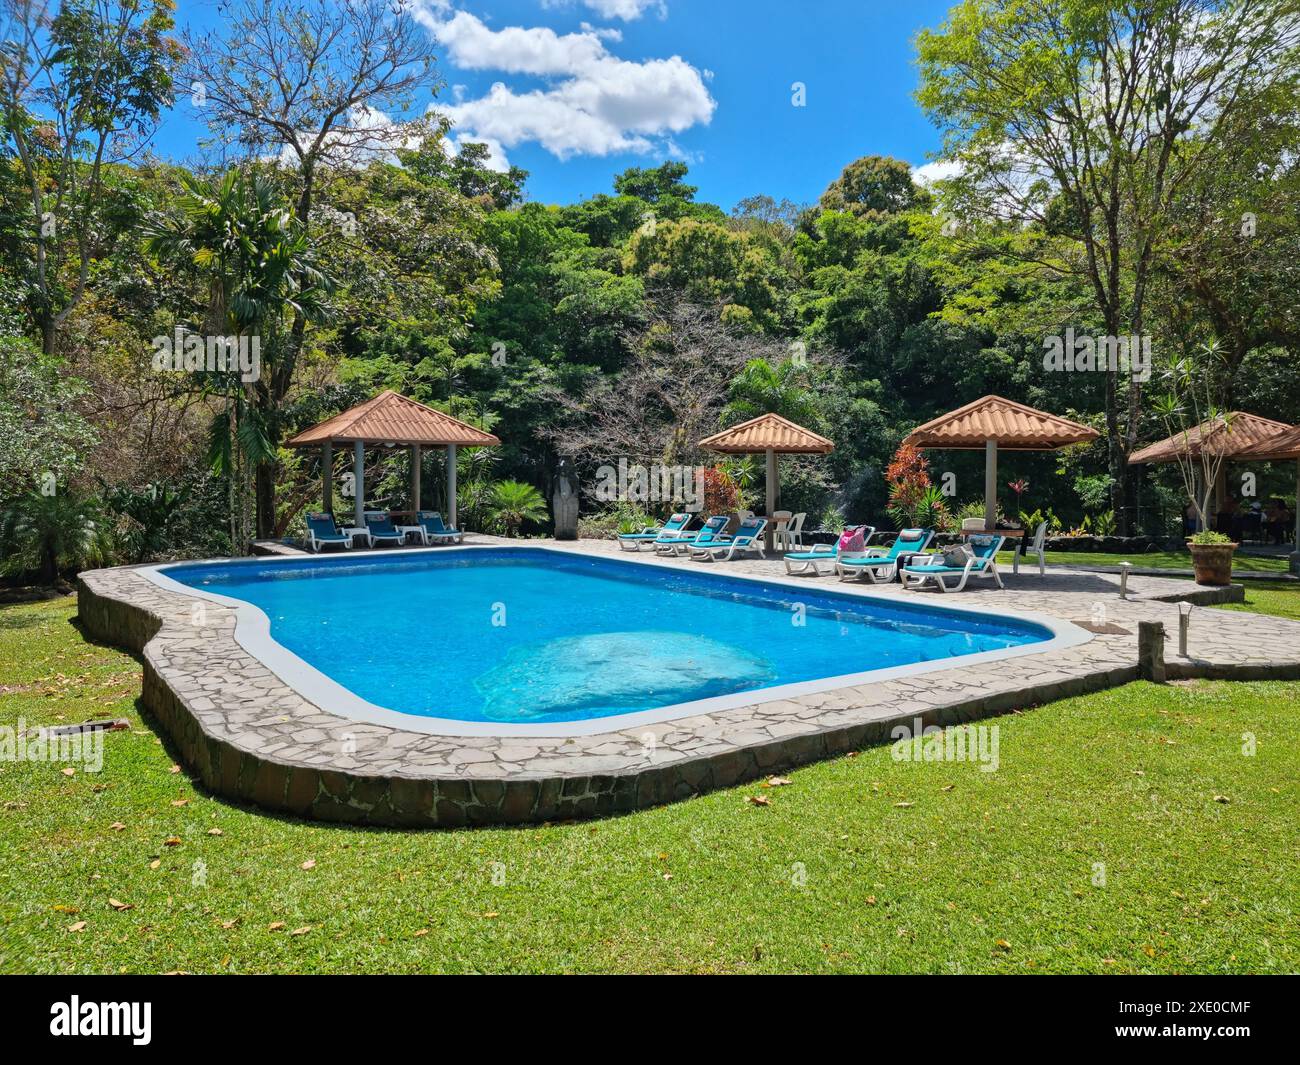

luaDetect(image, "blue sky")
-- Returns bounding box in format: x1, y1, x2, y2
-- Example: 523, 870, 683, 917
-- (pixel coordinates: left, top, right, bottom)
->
157, 0, 955, 210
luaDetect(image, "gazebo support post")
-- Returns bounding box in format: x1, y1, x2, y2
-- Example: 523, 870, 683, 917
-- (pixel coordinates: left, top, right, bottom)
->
353, 440, 365, 530
984, 438, 998, 530
410, 444, 422, 514
765, 447, 777, 553
321, 441, 332, 515
1214, 463, 1228, 523
447, 444, 458, 530
1292, 462, 1300, 576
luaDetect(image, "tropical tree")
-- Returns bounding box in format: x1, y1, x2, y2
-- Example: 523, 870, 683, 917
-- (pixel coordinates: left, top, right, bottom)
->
0, 490, 105, 583
144, 169, 331, 549
0, 0, 179, 352
487, 480, 548, 538
916, 0, 1300, 531
723, 357, 824, 428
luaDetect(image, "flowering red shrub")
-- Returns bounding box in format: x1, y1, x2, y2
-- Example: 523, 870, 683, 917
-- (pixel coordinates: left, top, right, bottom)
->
702, 465, 739, 514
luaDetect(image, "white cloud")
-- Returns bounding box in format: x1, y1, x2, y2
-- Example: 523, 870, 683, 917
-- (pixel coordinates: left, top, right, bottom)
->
543, 0, 667, 21
414, 3, 714, 165
912, 159, 962, 186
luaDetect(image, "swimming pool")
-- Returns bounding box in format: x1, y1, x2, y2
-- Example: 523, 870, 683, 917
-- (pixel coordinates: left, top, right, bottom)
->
147, 546, 1077, 736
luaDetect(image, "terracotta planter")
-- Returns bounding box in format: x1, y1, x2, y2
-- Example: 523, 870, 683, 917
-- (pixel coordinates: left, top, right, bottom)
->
1187, 540, 1238, 586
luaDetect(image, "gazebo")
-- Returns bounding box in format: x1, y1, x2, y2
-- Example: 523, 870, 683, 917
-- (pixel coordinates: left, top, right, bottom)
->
1127, 412, 1292, 525
1234, 424, 1300, 572
699, 412, 834, 551
903, 395, 1099, 530
286, 390, 500, 531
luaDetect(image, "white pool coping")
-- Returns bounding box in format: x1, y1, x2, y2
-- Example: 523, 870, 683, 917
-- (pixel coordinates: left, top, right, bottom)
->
139, 544, 1094, 738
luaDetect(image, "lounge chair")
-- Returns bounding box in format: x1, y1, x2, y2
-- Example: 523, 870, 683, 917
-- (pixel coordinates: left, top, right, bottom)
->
689, 517, 768, 561
415, 510, 463, 544
363, 510, 405, 548
305, 512, 353, 553
783, 525, 875, 576
1013, 520, 1048, 575
836, 527, 933, 583
902, 534, 1005, 593
618, 512, 691, 551
655, 515, 729, 556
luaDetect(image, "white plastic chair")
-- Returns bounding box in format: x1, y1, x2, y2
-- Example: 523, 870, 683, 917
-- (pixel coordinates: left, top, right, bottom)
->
1013, 520, 1048, 575
788, 512, 807, 549
772, 509, 793, 551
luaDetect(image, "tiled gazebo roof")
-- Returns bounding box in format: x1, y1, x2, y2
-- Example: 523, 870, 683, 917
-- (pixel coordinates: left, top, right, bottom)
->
1232, 424, 1300, 461
903, 395, 1099, 451
1128, 412, 1292, 464
698, 413, 834, 454
286, 390, 499, 448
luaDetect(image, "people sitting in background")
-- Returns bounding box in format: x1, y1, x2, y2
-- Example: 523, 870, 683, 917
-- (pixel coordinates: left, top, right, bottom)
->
1183, 501, 1200, 536
1216, 494, 1239, 536
1265, 499, 1292, 545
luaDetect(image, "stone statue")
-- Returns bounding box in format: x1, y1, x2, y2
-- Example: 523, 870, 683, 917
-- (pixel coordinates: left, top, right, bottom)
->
553, 457, 579, 541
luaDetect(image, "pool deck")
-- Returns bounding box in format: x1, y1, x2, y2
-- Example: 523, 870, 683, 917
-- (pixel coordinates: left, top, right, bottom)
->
77, 536, 1300, 827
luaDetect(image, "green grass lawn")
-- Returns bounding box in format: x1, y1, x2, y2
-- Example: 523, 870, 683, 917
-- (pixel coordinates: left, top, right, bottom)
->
998, 549, 1291, 573
1, 595, 1297, 974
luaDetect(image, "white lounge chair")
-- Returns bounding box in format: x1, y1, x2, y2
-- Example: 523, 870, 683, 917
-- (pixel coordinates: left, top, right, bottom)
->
902, 535, 1006, 593
836, 527, 933, 583
689, 517, 768, 561
783, 525, 875, 576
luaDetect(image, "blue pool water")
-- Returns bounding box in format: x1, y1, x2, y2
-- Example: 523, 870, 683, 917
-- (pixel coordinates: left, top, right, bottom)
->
160, 548, 1051, 725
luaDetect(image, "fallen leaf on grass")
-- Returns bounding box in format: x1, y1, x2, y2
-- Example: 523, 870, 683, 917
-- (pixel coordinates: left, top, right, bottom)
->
220, 920, 238, 930
169, 765, 181, 774
52, 904, 79, 914
68, 921, 87, 932
163, 837, 181, 847
61, 767, 76, 777
941, 785, 955, 793
412, 929, 428, 937
1142, 944, 1157, 958
170, 799, 188, 807
746, 795, 771, 807
300, 859, 316, 871
1213, 794, 1231, 804
481, 912, 500, 919
267, 921, 286, 931
108, 898, 134, 912
765, 776, 792, 787
109, 822, 126, 831
893, 801, 914, 809
207, 828, 223, 836
995, 938, 1012, 951
148, 859, 161, 870
288, 926, 311, 936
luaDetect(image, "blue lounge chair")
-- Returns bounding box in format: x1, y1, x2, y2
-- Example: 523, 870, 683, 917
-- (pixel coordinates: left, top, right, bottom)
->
784, 525, 876, 576
689, 517, 768, 561
618, 512, 691, 551
836, 527, 933, 583
656, 515, 728, 556
305, 512, 352, 553
902, 534, 1006, 592
416, 510, 463, 544
363, 510, 405, 548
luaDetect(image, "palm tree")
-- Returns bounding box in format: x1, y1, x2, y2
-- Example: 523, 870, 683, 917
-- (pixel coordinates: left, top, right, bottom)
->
1, 492, 106, 584
487, 480, 549, 538
722, 357, 823, 428
145, 170, 331, 550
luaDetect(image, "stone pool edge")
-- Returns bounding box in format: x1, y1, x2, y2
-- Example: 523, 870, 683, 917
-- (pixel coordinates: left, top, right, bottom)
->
75, 562, 1273, 829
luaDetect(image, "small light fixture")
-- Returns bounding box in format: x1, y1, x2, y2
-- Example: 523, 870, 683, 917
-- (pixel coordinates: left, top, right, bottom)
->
1118, 560, 1132, 599
1178, 601, 1193, 657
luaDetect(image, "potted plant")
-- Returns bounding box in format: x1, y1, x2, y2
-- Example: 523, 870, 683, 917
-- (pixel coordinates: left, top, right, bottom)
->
1187, 529, 1236, 585
1151, 340, 1239, 585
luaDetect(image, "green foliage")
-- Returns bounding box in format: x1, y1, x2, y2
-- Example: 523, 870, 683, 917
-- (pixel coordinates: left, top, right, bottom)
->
486, 480, 549, 538
1189, 530, 1234, 546
0, 491, 108, 583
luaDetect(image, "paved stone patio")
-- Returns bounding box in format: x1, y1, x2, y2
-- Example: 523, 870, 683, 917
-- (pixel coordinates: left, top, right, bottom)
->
77, 536, 1300, 827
